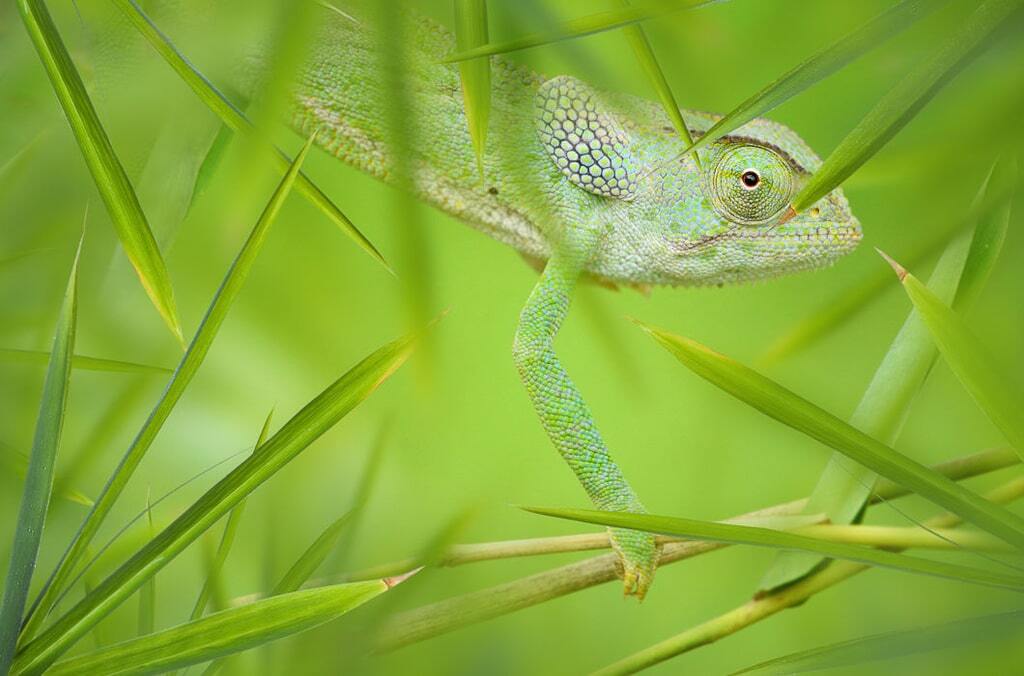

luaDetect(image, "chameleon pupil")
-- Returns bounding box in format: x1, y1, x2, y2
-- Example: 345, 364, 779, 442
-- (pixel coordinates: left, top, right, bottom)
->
741, 170, 760, 189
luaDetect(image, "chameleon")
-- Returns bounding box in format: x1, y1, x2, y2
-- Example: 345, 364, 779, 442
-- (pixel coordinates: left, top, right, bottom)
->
282, 5, 862, 599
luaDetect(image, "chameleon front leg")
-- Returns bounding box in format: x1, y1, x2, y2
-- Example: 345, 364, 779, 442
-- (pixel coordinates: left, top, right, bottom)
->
512, 229, 658, 598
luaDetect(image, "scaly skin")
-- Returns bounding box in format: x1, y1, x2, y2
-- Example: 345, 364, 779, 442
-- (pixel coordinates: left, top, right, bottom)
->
287, 7, 862, 598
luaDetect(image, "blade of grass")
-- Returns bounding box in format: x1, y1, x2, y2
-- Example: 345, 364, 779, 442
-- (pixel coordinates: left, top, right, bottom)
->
454, 0, 491, 179
273, 511, 356, 596
635, 319, 1024, 551
952, 158, 1015, 311
48, 580, 395, 676
16, 0, 183, 343
11, 322, 425, 674
790, 0, 1024, 214
136, 494, 155, 637
107, 0, 390, 272
0, 240, 80, 674
443, 0, 712, 62
191, 411, 274, 620
882, 252, 1024, 454
685, 0, 949, 156
20, 134, 318, 645
0, 348, 171, 375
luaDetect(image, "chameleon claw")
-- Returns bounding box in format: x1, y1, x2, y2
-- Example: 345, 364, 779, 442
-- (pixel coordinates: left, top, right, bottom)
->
609, 526, 658, 601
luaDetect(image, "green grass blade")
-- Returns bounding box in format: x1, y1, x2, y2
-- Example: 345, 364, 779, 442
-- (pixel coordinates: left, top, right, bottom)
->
442, 0, 709, 62
733, 609, 1024, 675
953, 158, 1015, 310
191, 411, 274, 620
525, 507, 1024, 593
454, 0, 491, 179
0, 349, 171, 375
20, 135, 318, 645
47, 581, 392, 676
0, 241, 80, 674
273, 511, 355, 596
686, 0, 948, 156
106, 0, 390, 273
884, 253, 1024, 454
16, 0, 182, 343
136, 494, 155, 637
11, 323, 423, 674
634, 320, 1024, 551
791, 0, 1024, 213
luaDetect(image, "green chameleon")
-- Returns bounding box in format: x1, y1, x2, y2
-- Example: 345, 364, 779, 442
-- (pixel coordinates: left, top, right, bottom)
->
282, 7, 862, 598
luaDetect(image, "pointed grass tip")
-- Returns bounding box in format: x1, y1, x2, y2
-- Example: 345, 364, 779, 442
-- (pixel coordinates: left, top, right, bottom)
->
875, 248, 907, 282
778, 205, 797, 225
383, 567, 423, 588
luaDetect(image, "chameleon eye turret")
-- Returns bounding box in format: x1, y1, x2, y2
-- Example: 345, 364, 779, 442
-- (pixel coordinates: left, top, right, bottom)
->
707, 143, 794, 225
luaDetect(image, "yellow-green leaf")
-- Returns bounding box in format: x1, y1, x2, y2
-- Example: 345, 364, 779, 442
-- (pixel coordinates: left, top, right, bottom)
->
454, 0, 491, 179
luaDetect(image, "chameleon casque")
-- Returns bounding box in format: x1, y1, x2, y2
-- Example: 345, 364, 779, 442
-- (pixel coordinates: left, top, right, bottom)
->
285, 6, 862, 598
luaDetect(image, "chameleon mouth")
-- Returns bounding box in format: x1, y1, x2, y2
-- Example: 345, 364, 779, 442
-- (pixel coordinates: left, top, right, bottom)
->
673, 221, 862, 255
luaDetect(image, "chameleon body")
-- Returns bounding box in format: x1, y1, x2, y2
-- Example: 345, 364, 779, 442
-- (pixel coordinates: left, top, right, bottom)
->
288, 7, 862, 597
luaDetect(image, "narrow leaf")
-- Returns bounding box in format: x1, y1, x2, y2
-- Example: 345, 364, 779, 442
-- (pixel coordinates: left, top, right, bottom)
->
791, 0, 1024, 213
0, 349, 171, 375
526, 507, 1024, 592
635, 320, 1024, 551
136, 494, 155, 637
454, 0, 491, 178
883, 252, 1024, 454
21, 134, 318, 645
273, 511, 355, 596
687, 0, 949, 155
107, 0, 390, 272
16, 0, 182, 343
11, 324, 423, 674
0, 241, 80, 674
48, 581, 391, 676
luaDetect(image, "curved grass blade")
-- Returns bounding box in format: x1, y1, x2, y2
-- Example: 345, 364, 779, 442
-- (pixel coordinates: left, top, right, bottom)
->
953, 158, 1015, 310
634, 320, 1024, 551
19, 135, 319, 646
526, 506, 1024, 592
47, 581, 393, 676
106, 0, 390, 273
454, 0, 491, 179
442, 0, 711, 62
733, 609, 1024, 675
686, 0, 949, 156
273, 511, 355, 596
0, 348, 171, 375
16, 0, 182, 343
0, 241, 80, 674
11, 324, 424, 674
191, 411, 274, 620
882, 252, 1024, 455
790, 0, 1024, 214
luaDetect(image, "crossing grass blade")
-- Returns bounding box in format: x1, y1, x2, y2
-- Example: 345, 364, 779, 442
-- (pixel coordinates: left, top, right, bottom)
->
16, 0, 182, 344
882, 252, 1024, 455
790, 0, 1024, 214
47, 581, 394, 676
442, 0, 711, 62
19, 134, 319, 646
0, 241, 80, 675
10, 321, 424, 674
106, 0, 390, 273
685, 0, 948, 156
454, 0, 491, 179
273, 511, 356, 596
191, 412, 274, 620
733, 609, 1024, 675
525, 506, 1024, 592
633, 320, 1024, 551
0, 349, 171, 375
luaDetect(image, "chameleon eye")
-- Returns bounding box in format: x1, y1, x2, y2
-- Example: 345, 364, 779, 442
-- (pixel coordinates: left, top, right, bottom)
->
708, 145, 793, 225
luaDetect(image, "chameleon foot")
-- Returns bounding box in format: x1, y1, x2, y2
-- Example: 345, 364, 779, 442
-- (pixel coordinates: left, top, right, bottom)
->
609, 526, 659, 600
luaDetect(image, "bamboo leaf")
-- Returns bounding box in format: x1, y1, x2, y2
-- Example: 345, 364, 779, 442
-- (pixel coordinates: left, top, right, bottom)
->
525, 507, 1024, 593
20, 134, 318, 646
273, 511, 355, 596
791, 0, 1024, 213
882, 252, 1024, 454
733, 609, 1024, 675
686, 0, 949, 156
634, 320, 1024, 551
16, 0, 182, 343
48, 581, 393, 676
454, 0, 491, 179
0, 241, 80, 674
106, 0, 390, 273
0, 348, 171, 375
11, 322, 424, 674
443, 0, 710, 62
